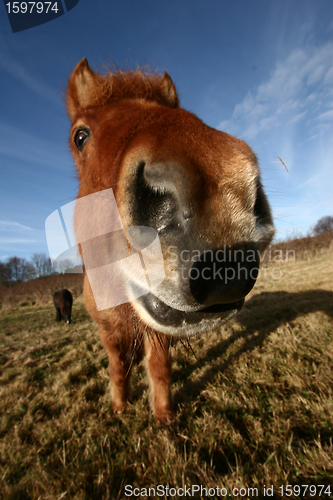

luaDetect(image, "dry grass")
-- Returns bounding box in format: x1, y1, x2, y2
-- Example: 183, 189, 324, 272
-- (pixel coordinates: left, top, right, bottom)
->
264, 232, 333, 263
0, 274, 83, 311
0, 249, 332, 499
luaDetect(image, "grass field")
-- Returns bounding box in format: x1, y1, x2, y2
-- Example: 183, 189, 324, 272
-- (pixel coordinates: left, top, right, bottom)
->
0, 251, 332, 499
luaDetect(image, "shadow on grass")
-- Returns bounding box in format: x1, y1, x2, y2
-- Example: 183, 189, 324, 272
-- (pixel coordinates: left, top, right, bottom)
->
172, 289, 333, 405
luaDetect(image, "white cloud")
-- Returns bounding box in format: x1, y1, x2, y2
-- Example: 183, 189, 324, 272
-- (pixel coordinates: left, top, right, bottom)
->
219, 43, 333, 140
317, 109, 333, 121
323, 67, 333, 85
290, 111, 307, 124
0, 238, 37, 244
0, 220, 39, 249
217, 42, 333, 242
0, 53, 59, 104
0, 121, 71, 171
0, 220, 34, 231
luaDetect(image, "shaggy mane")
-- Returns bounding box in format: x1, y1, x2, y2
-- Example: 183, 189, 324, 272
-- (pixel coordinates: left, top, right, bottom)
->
87, 65, 179, 108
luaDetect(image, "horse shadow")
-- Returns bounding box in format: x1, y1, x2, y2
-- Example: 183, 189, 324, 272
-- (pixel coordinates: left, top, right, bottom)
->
172, 289, 333, 405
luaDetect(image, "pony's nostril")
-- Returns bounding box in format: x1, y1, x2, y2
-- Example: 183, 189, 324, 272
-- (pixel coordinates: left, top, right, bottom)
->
189, 246, 260, 306
132, 161, 188, 233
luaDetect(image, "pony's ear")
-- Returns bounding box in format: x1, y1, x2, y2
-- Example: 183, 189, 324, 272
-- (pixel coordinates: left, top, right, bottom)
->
161, 71, 179, 108
67, 58, 99, 120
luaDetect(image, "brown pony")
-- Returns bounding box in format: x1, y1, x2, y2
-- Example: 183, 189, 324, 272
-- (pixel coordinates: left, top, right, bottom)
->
53, 289, 73, 324
67, 58, 274, 423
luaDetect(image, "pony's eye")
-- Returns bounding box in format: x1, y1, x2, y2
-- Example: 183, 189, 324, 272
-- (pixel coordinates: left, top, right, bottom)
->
74, 128, 90, 151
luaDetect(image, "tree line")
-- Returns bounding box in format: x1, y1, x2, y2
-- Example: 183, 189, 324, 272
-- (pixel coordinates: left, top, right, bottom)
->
0, 253, 55, 284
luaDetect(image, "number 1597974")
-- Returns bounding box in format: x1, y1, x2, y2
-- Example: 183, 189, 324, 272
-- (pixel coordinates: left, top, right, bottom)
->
5, 2, 59, 14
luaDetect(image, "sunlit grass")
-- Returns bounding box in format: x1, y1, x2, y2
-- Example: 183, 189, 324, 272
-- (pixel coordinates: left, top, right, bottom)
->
0, 252, 332, 499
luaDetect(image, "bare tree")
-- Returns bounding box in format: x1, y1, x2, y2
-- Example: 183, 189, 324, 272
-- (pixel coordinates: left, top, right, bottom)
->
31, 253, 44, 278
6, 256, 34, 282
31, 253, 54, 278
0, 261, 11, 283
0, 253, 55, 283
42, 255, 54, 276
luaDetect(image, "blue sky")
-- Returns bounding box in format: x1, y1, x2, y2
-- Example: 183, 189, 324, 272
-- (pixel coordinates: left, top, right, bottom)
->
1, 0, 333, 261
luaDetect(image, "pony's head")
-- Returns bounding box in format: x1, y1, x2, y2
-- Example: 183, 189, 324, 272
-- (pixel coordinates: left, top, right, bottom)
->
67, 58, 274, 336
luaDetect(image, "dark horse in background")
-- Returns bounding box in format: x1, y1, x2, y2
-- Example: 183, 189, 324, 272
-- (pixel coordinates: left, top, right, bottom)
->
53, 289, 73, 324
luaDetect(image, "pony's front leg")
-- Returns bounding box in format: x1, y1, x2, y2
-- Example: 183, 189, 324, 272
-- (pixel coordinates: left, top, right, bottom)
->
100, 331, 132, 414
144, 333, 174, 424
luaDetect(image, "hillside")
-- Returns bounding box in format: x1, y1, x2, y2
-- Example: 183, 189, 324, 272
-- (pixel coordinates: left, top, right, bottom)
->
0, 236, 332, 499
